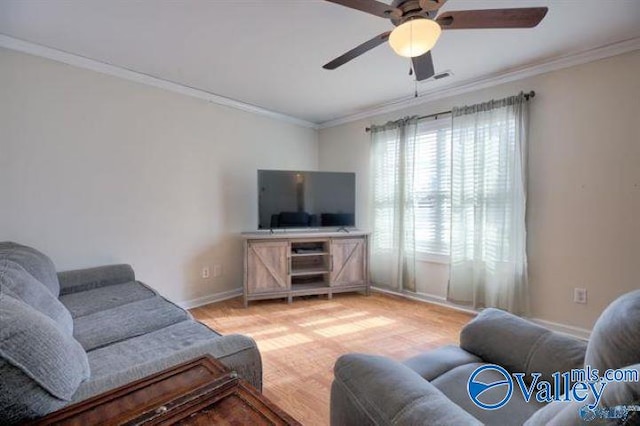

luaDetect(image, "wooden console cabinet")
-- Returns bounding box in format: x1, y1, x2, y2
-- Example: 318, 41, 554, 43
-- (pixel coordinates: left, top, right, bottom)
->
242, 231, 369, 307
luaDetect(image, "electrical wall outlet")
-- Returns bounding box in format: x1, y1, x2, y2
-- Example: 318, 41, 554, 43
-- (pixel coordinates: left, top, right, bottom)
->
201, 267, 210, 279
573, 288, 587, 304
213, 264, 222, 277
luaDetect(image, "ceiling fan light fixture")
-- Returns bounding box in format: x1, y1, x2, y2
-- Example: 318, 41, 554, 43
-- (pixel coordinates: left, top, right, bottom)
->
389, 18, 441, 58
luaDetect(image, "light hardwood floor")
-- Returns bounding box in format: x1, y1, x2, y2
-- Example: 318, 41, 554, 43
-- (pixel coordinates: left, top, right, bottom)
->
191, 292, 474, 425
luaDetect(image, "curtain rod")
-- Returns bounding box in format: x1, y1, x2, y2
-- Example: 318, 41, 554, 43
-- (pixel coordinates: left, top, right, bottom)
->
365, 90, 535, 132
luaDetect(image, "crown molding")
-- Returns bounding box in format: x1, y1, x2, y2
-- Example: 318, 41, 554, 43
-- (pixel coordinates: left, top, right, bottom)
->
318, 37, 640, 129
0, 33, 319, 130
2, 33, 638, 132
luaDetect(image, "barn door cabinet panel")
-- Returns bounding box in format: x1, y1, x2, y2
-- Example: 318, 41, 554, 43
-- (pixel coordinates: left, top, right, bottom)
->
246, 241, 290, 295
330, 238, 366, 288
243, 232, 369, 307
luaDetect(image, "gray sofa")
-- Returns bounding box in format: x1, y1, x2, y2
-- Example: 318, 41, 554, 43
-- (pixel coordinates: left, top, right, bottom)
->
331, 290, 640, 425
0, 242, 262, 424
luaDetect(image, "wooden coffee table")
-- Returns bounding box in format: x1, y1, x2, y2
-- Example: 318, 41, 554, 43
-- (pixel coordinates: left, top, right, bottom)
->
33, 355, 300, 425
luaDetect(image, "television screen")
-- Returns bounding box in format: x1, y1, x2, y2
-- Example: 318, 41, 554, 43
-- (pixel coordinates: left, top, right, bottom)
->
258, 170, 356, 229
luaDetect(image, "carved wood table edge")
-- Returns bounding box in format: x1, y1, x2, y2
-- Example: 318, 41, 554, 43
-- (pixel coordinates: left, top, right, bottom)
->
31, 355, 301, 426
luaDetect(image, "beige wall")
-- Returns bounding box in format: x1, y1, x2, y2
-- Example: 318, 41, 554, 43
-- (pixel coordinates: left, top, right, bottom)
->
319, 50, 640, 330
0, 47, 318, 305
1, 45, 638, 329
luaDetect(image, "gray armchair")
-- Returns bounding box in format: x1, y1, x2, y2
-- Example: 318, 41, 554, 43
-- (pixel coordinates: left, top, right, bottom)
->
331, 290, 640, 425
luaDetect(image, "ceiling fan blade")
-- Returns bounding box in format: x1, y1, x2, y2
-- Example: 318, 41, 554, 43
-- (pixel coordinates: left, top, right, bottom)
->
325, 0, 402, 19
412, 51, 435, 81
323, 31, 391, 70
437, 7, 548, 30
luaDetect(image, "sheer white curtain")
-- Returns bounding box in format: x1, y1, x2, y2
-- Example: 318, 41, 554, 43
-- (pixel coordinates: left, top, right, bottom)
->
448, 93, 529, 314
370, 118, 418, 292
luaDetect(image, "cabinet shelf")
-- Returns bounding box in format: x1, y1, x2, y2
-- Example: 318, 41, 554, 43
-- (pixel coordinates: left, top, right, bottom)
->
290, 252, 329, 257
291, 282, 329, 294
290, 267, 330, 277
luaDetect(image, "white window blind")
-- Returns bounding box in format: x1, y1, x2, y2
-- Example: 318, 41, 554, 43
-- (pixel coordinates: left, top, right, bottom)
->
414, 118, 452, 256
371, 117, 452, 256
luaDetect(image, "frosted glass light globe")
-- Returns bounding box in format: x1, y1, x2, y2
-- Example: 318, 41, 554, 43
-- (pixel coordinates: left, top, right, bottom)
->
389, 19, 442, 58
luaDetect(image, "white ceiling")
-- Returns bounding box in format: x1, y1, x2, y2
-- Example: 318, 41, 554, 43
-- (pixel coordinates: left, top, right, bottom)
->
1, 0, 639, 125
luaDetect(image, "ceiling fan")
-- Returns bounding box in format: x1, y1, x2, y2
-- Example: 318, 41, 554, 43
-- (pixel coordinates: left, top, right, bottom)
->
323, 0, 548, 81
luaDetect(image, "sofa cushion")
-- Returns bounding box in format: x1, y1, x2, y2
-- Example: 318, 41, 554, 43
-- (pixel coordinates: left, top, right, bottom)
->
0, 242, 60, 296
85, 320, 221, 379
73, 321, 264, 402
0, 294, 89, 405
461, 308, 587, 384
403, 345, 482, 381
59, 280, 156, 318
585, 289, 640, 372
0, 360, 70, 424
73, 296, 190, 351
431, 362, 545, 426
0, 260, 73, 335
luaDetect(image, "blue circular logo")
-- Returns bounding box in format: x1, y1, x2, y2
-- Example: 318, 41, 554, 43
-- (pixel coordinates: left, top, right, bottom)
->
467, 364, 513, 410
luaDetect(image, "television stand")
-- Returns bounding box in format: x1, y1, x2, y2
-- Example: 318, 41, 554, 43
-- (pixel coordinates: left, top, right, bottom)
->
242, 230, 369, 307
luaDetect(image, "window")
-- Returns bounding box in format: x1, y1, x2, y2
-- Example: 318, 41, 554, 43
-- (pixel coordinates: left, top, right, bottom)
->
371, 117, 451, 257
414, 118, 451, 256
370, 94, 528, 307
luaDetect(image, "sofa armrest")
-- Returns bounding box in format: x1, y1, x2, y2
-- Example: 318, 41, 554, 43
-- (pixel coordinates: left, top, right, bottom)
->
460, 308, 587, 383
331, 353, 482, 426
58, 264, 136, 295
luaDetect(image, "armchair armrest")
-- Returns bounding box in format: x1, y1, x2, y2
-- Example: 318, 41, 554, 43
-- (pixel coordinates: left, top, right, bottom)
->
460, 308, 587, 383
331, 353, 482, 426
58, 264, 135, 295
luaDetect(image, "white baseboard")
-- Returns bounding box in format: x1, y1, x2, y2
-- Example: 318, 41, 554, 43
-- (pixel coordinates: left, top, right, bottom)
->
177, 288, 242, 310
177, 285, 593, 339
371, 286, 479, 315
528, 318, 591, 340
371, 286, 592, 339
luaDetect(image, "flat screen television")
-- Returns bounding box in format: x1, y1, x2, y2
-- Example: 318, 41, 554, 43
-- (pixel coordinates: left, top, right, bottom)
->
258, 170, 356, 230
